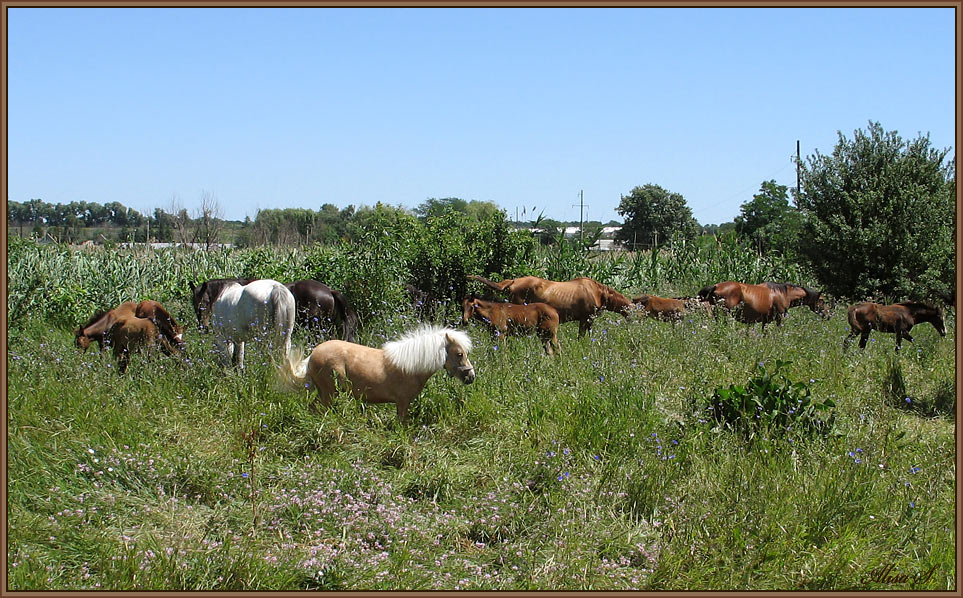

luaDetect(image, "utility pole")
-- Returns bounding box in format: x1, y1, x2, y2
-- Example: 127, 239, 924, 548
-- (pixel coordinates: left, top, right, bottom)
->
796, 140, 802, 200
572, 190, 587, 244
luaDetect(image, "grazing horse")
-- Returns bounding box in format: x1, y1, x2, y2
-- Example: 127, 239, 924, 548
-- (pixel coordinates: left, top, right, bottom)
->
75, 300, 184, 352
468, 275, 632, 336
763, 282, 830, 319
281, 325, 475, 422
632, 294, 686, 322
188, 278, 257, 331
461, 295, 561, 355
106, 314, 180, 373
285, 280, 359, 342
845, 301, 946, 351
697, 281, 788, 330
189, 278, 295, 368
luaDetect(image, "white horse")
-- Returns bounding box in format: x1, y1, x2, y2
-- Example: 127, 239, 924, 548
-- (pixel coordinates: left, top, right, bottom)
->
189, 278, 296, 369
280, 325, 475, 421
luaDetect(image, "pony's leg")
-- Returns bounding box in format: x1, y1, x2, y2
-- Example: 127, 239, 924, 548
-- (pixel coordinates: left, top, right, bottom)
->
844, 332, 857, 352
578, 319, 591, 337
858, 331, 870, 349
218, 340, 235, 368
117, 351, 130, 374
396, 399, 410, 423
235, 342, 246, 369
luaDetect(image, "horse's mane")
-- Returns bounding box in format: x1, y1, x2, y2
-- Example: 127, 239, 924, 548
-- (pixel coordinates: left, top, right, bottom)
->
897, 300, 940, 313
383, 325, 472, 375
78, 309, 111, 333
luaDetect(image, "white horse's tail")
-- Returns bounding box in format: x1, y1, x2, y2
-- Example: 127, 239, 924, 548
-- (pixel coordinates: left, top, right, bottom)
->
279, 347, 314, 392
271, 284, 297, 354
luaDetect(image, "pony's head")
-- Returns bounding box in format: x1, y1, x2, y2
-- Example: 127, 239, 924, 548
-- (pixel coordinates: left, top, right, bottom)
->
188, 281, 214, 331
74, 328, 92, 351
808, 289, 831, 320
442, 329, 475, 384
460, 296, 479, 325
600, 284, 633, 315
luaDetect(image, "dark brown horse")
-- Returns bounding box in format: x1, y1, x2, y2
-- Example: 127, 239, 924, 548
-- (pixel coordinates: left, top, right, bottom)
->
845, 301, 946, 351
188, 278, 257, 332
697, 281, 789, 330
107, 313, 181, 373
461, 295, 561, 355
632, 294, 687, 322
285, 280, 358, 342
468, 275, 632, 336
75, 300, 185, 352
763, 282, 830, 319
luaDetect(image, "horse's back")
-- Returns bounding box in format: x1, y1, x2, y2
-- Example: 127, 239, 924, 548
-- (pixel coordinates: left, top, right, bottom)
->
309, 340, 387, 386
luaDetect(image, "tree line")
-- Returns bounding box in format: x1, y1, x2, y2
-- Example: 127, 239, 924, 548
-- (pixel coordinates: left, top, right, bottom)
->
7, 122, 955, 302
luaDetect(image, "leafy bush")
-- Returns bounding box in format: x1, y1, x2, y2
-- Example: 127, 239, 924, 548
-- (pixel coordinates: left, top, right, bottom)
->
704, 360, 834, 439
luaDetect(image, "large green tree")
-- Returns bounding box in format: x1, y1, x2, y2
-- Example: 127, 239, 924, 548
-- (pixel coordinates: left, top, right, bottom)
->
615, 184, 699, 248
795, 121, 955, 301
734, 180, 802, 255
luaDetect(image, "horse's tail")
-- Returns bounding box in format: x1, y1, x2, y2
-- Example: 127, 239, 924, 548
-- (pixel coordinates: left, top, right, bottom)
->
468, 274, 513, 292
279, 348, 314, 392
272, 284, 297, 354
332, 290, 359, 342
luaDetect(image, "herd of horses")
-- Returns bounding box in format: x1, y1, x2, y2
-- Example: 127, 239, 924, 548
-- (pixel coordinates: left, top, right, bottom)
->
73, 274, 948, 420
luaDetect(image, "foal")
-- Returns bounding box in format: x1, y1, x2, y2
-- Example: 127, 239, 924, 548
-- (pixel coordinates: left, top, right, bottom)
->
461, 296, 561, 355
631, 294, 686, 322
107, 314, 180, 373
845, 301, 946, 351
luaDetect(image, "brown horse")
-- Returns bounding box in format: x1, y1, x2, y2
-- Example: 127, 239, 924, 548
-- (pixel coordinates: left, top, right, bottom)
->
106, 314, 181, 373
75, 300, 185, 351
461, 296, 561, 355
285, 280, 359, 342
281, 326, 474, 422
697, 281, 789, 330
631, 294, 687, 322
845, 301, 946, 351
763, 282, 830, 319
468, 275, 632, 336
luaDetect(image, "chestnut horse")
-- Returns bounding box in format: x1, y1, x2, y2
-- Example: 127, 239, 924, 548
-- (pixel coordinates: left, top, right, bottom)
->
697, 281, 788, 330
285, 280, 359, 342
75, 300, 184, 352
468, 275, 632, 336
763, 282, 830, 319
461, 295, 561, 355
632, 294, 686, 322
281, 325, 474, 422
845, 301, 946, 351
106, 314, 181, 373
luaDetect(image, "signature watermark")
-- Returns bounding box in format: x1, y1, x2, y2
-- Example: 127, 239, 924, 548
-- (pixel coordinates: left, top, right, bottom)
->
862, 563, 939, 587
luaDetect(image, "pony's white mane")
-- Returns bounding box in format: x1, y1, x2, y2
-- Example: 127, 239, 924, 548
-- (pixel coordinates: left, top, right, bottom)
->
382, 325, 472, 375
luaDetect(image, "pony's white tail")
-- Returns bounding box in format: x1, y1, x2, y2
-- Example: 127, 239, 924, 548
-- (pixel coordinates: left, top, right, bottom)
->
279, 347, 314, 392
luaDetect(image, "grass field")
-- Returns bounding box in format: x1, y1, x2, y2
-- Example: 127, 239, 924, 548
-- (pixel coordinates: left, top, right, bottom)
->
6, 291, 956, 590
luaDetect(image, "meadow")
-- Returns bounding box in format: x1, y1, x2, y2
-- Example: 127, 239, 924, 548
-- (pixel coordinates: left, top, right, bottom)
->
6, 235, 956, 590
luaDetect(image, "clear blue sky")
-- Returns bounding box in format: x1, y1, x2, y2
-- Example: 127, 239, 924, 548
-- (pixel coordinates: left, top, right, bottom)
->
7, 7, 956, 226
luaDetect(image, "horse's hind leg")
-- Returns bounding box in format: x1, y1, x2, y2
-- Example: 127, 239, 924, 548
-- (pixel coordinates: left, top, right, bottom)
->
234, 342, 246, 369
858, 331, 870, 349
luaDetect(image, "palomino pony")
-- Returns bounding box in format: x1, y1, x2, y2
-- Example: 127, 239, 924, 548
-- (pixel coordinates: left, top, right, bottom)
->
285, 280, 359, 342
763, 282, 830, 319
468, 275, 632, 336
189, 278, 295, 368
461, 295, 561, 355
106, 313, 181, 373
281, 325, 475, 422
632, 294, 687, 322
845, 301, 946, 351
75, 300, 184, 352
697, 281, 789, 330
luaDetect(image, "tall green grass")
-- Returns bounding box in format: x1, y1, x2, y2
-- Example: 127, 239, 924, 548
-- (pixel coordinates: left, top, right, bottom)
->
7, 286, 955, 590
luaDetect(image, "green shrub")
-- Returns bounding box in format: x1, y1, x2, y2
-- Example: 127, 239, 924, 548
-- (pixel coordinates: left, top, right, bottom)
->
704, 360, 834, 439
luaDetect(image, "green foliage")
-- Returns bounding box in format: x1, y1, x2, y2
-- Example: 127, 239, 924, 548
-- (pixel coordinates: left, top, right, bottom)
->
734, 180, 803, 256
795, 121, 955, 301
705, 360, 835, 439
615, 184, 700, 249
